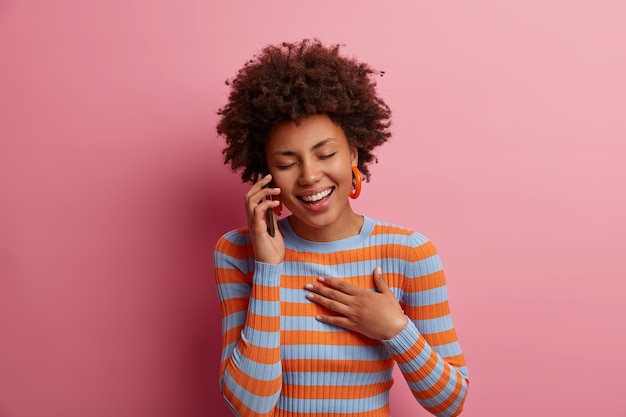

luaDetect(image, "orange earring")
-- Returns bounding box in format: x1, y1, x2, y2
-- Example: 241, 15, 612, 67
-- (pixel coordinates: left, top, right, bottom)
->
349, 166, 362, 199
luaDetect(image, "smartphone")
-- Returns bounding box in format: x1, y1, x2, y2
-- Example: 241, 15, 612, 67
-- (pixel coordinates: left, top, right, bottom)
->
265, 191, 275, 237
256, 174, 276, 237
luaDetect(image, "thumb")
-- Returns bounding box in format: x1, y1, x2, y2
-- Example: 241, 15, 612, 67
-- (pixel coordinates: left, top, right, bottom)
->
373, 266, 390, 293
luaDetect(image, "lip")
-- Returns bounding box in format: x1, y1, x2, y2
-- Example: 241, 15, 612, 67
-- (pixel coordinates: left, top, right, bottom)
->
297, 186, 334, 198
296, 187, 335, 212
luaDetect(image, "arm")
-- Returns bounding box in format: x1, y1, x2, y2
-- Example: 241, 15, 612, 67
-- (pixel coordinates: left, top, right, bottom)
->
304, 235, 469, 417
382, 237, 469, 417
215, 232, 283, 416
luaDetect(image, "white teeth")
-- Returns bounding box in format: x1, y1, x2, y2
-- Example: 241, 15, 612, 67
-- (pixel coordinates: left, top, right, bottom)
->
301, 189, 332, 202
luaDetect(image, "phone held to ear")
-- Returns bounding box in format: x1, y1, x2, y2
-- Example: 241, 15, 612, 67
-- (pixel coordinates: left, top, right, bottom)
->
255, 174, 276, 237
265, 193, 275, 237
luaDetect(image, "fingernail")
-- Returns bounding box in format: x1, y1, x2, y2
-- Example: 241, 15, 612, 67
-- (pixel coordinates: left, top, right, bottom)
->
318, 276, 325, 282
304, 283, 313, 290
375, 266, 382, 274
306, 293, 314, 300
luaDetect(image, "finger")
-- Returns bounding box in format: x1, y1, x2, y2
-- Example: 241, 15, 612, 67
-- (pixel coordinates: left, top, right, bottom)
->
372, 266, 390, 294
316, 276, 356, 295
245, 174, 273, 202
306, 291, 351, 316
315, 314, 355, 330
305, 280, 352, 305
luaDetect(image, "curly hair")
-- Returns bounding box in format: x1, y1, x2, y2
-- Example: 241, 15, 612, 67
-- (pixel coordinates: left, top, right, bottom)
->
216, 39, 392, 183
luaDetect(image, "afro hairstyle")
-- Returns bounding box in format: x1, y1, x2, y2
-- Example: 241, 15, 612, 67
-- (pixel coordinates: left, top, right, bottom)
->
216, 38, 392, 183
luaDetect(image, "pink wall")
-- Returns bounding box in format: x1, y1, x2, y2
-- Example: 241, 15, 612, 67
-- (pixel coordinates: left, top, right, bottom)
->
1, 1, 625, 416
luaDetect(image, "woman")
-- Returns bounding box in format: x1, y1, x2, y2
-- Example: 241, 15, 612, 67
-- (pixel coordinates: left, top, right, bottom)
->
214, 39, 469, 417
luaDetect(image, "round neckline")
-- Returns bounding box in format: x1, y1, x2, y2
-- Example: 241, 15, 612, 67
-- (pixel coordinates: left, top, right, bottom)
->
278, 216, 374, 252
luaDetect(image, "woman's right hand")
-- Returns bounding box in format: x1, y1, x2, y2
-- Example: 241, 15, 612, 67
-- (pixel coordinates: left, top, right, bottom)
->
245, 174, 285, 264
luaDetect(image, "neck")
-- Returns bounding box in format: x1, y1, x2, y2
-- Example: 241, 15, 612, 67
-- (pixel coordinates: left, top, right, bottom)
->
288, 211, 364, 242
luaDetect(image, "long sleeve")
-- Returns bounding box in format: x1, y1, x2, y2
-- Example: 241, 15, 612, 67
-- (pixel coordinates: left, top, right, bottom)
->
381, 235, 469, 417
214, 219, 468, 417
215, 230, 283, 416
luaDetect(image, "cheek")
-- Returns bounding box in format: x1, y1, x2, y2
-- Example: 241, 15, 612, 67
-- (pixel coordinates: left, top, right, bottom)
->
335, 167, 354, 186
270, 174, 292, 195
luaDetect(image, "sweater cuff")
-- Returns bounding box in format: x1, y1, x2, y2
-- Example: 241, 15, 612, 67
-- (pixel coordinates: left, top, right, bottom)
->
381, 317, 421, 356
253, 260, 282, 286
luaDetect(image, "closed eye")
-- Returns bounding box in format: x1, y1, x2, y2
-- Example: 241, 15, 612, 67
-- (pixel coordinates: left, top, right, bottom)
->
319, 152, 336, 160
276, 164, 295, 170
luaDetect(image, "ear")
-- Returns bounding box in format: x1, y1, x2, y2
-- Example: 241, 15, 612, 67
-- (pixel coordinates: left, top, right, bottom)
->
350, 147, 359, 166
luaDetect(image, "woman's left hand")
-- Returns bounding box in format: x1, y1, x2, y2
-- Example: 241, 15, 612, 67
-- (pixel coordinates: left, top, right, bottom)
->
304, 267, 408, 340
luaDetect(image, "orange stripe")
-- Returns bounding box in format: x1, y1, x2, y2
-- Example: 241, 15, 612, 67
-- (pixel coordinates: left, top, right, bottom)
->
215, 267, 252, 284
220, 297, 250, 315
222, 325, 244, 347
250, 285, 281, 302
422, 328, 462, 348
371, 224, 414, 236
236, 344, 280, 365
227, 367, 282, 397
424, 369, 467, 416
222, 382, 273, 417
282, 404, 390, 417
284, 243, 428, 265
281, 301, 332, 317
402, 348, 439, 383
280, 272, 407, 290
412, 362, 452, 400
282, 358, 392, 373
394, 334, 426, 365
246, 312, 280, 333
443, 353, 467, 369
404, 301, 450, 320
404, 271, 447, 292
281, 330, 378, 346
215, 233, 253, 259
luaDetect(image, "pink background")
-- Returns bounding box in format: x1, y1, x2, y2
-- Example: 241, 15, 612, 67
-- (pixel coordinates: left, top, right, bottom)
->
1, 1, 625, 416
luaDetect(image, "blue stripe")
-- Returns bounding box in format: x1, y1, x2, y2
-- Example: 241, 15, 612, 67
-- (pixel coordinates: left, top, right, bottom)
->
214, 251, 253, 274
221, 341, 237, 362
412, 254, 443, 276
221, 229, 251, 246
280, 288, 309, 302
411, 365, 460, 408
414, 316, 455, 334
230, 347, 281, 381
396, 342, 437, 374
403, 286, 449, 306
221, 310, 246, 331
248, 299, 280, 316
432, 341, 463, 358
282, 255, 442, 279
241, 327, 280, 349
223, 369, 279, 414
283, 369, 393, 386
405, 355, 444, 392
281, 315, 334, 331
217, 283, 251, 300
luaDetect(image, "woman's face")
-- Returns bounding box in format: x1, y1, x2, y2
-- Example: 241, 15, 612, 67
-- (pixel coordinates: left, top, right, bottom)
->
265, 113, 361, 241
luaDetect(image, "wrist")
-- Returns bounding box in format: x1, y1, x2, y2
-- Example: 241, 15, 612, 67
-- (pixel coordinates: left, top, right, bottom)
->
382, 315, 409, 341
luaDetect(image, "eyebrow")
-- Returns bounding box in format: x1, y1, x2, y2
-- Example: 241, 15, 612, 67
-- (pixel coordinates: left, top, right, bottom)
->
272, 138, 336, 156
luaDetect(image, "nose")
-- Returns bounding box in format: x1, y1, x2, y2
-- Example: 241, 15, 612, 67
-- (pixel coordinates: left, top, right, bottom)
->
298, 159, 322, 185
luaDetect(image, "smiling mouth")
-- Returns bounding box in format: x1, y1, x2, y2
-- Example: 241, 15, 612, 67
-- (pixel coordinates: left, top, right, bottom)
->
298, 188, 334, 204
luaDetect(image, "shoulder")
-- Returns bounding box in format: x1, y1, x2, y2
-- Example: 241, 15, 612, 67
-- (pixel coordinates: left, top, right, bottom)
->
367, 217, 439, 259
214, 227, 253, 256
369, 217, 431, 246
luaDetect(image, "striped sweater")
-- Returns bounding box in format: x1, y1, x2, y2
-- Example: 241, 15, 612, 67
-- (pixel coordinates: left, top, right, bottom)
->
214, 216, 469, 417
